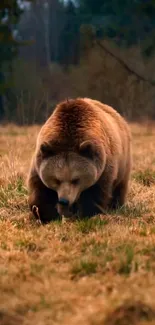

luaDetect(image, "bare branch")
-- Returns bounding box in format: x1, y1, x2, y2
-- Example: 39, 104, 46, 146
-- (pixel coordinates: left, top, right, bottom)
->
96, 40, 155, 86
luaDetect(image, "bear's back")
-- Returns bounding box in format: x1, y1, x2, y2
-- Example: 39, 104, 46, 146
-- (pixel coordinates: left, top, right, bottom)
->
38, 98, 103, 148
83, 98, 131, 162
37, 98, 131, 155
84, 98, 130, 136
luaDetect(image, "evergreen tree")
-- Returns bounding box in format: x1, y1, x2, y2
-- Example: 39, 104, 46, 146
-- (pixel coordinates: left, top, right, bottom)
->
0, 0, 33, 120
78, 0, 155, 58
57, 1, 81, 67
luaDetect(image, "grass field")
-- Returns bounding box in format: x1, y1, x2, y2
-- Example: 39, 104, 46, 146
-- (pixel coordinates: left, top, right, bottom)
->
1, 122, 155, 325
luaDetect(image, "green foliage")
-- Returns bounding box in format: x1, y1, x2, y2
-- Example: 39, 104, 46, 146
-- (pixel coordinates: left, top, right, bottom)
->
71, 259, 97, 278
0, 1, 24, 69
134, 169, 155, 186
78, 0, 155, 57
56, 1, 81, 66
76, 217, 108, 234
0, 0, 34, 117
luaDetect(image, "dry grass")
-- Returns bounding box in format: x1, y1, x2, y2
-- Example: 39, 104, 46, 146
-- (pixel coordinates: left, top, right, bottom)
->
0, 123, 155, 324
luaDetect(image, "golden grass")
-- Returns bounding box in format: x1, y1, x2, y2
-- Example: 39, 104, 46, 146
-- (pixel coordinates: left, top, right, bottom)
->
0, 123, 155, 324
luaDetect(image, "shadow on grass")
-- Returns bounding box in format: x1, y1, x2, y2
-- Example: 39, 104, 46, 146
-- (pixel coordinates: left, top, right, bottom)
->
104, 301, 155, 325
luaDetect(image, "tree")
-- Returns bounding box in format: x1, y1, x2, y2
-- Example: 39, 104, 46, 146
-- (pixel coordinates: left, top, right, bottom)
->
78, 0, 155, 57
0, 0, 33, 120
55, 0, 81, 67
76, 0, 155, 84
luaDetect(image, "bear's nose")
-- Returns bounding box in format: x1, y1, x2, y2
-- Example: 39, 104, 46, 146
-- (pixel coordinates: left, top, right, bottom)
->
58, 198, 69, 206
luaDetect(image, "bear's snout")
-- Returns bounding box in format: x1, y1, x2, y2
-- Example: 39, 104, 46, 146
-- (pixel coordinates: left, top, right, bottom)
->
56, 199, 78, 218
58, 198, 69, 206
57, 197, 70, 216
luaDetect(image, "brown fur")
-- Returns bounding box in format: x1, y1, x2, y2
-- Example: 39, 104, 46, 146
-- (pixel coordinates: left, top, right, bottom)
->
27, 98, 132, 223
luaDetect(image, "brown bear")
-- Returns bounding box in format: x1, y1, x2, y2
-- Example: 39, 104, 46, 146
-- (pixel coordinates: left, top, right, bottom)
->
27, 97, 132, 223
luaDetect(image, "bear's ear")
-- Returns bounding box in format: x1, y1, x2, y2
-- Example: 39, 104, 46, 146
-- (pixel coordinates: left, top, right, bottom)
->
79, 140, 100, 160
40, 142, 54, 157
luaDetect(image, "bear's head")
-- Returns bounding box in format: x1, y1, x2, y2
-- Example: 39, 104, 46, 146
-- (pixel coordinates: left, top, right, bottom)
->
36, 139, 106, 217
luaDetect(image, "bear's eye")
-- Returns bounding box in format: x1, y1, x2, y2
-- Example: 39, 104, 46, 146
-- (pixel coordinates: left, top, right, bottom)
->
71, 178, 79, 185
54, 178, 61, 186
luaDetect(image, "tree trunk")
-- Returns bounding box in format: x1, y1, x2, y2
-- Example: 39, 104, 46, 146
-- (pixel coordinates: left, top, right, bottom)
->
0, 72, 5, 121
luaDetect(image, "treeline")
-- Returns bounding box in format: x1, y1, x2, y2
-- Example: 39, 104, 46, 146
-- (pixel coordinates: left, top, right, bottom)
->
1, 0, 155, 124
